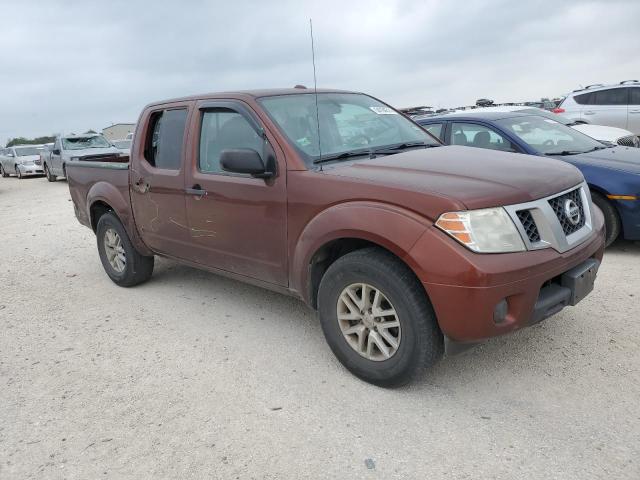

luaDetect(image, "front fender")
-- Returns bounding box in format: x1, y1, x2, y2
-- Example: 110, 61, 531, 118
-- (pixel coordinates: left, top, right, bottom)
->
290, 201, 431, 303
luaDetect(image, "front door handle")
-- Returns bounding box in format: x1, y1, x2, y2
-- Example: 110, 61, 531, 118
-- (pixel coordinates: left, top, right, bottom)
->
583, 111, 595, 115
185, 184, 207, 198
134, 178, 150, 193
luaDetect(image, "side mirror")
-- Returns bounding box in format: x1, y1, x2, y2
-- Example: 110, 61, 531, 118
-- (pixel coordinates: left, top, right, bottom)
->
220, 148, 273, 178
53, 149, 61, 155
7, 152, 14, 157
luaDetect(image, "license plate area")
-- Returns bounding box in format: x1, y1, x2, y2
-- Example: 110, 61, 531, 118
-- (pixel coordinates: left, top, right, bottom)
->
561, 258, 599, 306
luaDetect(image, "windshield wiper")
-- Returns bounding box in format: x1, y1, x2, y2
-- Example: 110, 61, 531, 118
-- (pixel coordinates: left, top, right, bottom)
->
582, 145, 608, 152
371, 141, 438, 154
313, 149, 373, 165
544, 150, 584, 156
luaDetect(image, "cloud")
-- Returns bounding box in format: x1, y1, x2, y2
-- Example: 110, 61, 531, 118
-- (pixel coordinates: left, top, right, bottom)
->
0, 0, 638, 142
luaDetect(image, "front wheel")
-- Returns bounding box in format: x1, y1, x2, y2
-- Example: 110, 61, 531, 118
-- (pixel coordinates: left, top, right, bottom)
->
96, 212, 154, 287
317, 247, 443, 387
16, 167, 23, 179
592, 192, 620, 247
44, 164, 57, 182
0, 165, 7, 178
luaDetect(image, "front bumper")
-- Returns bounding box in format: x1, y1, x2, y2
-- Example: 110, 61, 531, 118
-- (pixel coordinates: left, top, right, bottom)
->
17, 165, 44, 176
408, 206, 605, 345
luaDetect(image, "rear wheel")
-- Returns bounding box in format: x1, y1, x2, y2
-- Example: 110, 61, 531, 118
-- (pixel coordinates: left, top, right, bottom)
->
44, 164, 57, 182
317, 247, 443, 387
592, 192, 620, 247
96, 212, 154, 287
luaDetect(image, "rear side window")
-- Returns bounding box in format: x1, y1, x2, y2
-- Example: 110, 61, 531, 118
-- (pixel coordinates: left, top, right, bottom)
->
199, 109, 263, 174
423, 123, 443, 141
144, 108, 188, 170
591, 88, 628, 106
630, 88, 640, 105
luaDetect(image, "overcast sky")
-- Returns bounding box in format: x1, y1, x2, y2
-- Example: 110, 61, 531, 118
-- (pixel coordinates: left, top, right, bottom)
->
1, 0, 638, 143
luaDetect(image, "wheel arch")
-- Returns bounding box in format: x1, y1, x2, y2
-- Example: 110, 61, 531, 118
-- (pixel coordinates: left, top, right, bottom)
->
290, 201, 431, 308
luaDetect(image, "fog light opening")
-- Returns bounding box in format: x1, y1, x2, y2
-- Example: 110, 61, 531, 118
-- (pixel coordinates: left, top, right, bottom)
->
493, 299, 509, 325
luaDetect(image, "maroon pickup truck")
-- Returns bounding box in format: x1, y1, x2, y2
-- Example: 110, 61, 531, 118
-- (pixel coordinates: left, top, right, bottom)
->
67, 88, 605, 386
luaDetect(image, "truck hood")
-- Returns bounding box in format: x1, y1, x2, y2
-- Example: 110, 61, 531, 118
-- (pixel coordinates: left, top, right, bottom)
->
550, 146, 640, 175
322, 146, 584, 210
64, 147, 121, 158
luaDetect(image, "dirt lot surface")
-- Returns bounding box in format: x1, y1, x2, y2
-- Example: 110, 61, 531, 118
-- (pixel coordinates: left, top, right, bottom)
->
1, 176, 639, 479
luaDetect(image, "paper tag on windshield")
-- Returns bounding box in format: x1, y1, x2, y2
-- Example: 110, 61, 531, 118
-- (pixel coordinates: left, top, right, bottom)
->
370, 106, 397, 115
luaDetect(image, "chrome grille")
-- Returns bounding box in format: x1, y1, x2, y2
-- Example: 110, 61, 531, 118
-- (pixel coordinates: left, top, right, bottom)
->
516, 210, 540, 243
617, 135, 640, 148
548, 188, 585, 236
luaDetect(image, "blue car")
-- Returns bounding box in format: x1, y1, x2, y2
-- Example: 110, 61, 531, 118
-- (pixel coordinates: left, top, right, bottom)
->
415, 111, 640, 246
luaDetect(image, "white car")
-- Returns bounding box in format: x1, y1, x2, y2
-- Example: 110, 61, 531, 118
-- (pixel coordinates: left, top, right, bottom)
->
556, 80, 640, 135
0, 145, 45, 179
442, 105, 639, 148
112, 139, 132, 156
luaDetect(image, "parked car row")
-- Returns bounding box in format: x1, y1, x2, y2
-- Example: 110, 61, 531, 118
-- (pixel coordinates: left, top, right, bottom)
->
1, 133, 126, 181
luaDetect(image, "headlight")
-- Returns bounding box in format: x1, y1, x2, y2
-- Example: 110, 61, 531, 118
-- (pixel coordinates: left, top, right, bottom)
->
435, 208, 525, 253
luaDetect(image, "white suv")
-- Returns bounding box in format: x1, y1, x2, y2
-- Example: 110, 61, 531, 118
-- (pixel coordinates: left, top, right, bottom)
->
558, 80, 640, 134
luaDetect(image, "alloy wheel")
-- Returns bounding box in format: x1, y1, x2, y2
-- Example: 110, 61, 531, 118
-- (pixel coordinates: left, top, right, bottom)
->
103, 228, 126, 273
336, 283, 401, 361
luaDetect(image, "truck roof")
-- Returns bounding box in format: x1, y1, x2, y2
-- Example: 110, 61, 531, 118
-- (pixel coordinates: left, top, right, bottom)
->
144, 87, 358, 108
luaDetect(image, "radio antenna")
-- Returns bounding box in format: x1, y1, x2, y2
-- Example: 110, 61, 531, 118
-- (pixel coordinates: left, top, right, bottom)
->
310, 18, 322, 167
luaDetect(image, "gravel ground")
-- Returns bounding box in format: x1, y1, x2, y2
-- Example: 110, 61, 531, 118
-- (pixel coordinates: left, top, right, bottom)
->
1, 175, 639, 479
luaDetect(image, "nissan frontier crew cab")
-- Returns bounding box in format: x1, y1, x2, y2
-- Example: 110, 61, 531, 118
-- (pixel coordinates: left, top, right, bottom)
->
66, 89, 605, 387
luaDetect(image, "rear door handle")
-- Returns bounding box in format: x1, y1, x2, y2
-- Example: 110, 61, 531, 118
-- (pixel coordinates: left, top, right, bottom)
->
584, 111, 595, 115
629, 110, 640, 114
185, 184, 207, 198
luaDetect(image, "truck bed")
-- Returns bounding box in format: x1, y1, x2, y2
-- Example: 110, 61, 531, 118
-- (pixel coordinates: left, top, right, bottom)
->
66, 160, 131, 230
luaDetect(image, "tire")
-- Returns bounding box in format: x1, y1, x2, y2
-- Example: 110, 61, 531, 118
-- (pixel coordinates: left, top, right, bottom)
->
317, 247, 443, 387
16, 167, 23, 179
96, 212, 154, 287
591, 192, 620, 247
0, 165, 7, 178
44, 164, 57, 182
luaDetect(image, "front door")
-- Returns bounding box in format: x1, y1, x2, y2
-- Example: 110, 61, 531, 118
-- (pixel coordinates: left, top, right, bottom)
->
129, 104, 192, 256
50, 138, 63, 176
182, 100, 288, 286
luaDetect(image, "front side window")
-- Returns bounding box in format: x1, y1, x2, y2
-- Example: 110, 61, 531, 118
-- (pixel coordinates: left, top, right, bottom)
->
496, 115, 604, 155
199, 110, 264, 174
258, 93, 438, 165
423, 123, 444, 140
144, 108, 188, 170
451, 123, 516, 152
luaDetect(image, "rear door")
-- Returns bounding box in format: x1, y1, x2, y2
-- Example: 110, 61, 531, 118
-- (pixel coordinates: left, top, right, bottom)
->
582, 88, 628, 129
628, 87, 640, 134
129, 103, 192, 256
181, 99, 288, 286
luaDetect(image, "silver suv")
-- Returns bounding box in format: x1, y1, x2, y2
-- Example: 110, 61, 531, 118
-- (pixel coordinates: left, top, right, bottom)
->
558, 80, 640, 136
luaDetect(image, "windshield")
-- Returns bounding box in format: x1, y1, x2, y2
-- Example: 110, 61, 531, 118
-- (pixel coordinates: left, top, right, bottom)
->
15, 147, 41, 156
495, 115, 604, 155
515, 108, 574, 125
113, 140, 131, 149
258, 93, 439, 165
62, 135, 111, 150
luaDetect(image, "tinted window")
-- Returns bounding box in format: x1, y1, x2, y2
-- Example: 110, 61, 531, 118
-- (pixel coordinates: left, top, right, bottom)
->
144, 109, 187, 170
630, 87, 640, 105
592, 88, 627, 106
573, 92, 592, 105
423, 123, 443, 140
451, 123, 517, 152
199, 110, 264, 174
